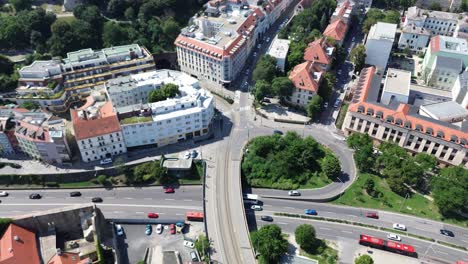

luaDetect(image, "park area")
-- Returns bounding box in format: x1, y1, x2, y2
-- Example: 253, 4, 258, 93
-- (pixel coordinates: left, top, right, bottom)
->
241, 132, 341, 190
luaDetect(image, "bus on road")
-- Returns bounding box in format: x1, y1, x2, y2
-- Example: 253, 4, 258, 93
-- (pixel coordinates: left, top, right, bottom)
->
186, 211, 204, 222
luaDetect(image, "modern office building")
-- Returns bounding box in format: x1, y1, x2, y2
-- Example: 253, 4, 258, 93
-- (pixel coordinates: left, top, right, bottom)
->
267, 38, 290, 72
175, 0, 292, 88
381, 68, 411, 105
303, 37, 335, 71
13, 45, 155, 112
71, 93, 127, 163
422, 35, 468, 90
342, 66, 468, 168
289, 61, 323, 106
365, 22, 397, 72
14, 111, 71, 164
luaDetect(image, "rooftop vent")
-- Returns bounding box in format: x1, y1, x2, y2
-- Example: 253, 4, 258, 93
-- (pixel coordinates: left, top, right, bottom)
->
13, 236, 19, 241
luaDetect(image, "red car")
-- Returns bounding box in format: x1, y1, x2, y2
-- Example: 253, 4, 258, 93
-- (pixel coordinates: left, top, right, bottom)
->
170, 224, 176, 234
164, 187, 175, 193
147, 213, 159, 218
365, 212, 379, 219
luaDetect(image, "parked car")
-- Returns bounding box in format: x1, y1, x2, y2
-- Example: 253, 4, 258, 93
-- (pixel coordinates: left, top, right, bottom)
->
69, 191, 81, 197
251, 205, 263, 211
266, 37, 271, 42
0, 191, 8, 197
170, 224, 176, 234
100, 158, 112, 165
184, 240, 195, 248
440, 229, 454, 237
145, 224, 152, 236
387, 233, 401, 241
273, 130, 284, 135
91, 197, 103, 203
115, 225, 124, 236
191, 150, 198, 158
147, 213, 159, 218
156, 224, 163, 234
190, 251, 199, 262
334, 99, 341, 108
288, 190, 300, 196
304, 209, 317, 215
29, 193, 41, 199
365, 212, 379, 219
253, 52, 257, 57
261, 215, 273, 222
164, 187, 175, 194
393, 223, 406, 231
324, 102, 329, 108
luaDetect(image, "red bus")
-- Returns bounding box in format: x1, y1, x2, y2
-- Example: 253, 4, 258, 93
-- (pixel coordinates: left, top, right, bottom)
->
186, 211, 204, 221
359, 234, 417, 258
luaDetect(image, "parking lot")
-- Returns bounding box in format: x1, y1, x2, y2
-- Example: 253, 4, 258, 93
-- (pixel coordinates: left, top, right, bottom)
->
115, 222, 205, 264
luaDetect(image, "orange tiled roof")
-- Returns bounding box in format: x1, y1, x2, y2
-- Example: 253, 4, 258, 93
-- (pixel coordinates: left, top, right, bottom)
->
48, 253, 90, 264
323, 19, 348, 41
289, 61, 323, 92
304, 37, 333, 65
348, 67, 468, 146
0, 224, 40, 264
71, 101, 122, 141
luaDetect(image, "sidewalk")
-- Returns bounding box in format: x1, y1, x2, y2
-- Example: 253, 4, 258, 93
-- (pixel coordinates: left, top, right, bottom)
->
255, 102, 310, 124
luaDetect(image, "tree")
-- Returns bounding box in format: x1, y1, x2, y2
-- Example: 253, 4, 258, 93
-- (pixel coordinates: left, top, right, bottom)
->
306, 95, 322, 119
9, 0, 31, 11
462, 0, 468, 12
295, 224, 317, 253
320, 13, 328, 31
148, 83, 180, 103
106, 0, 127, 18
251, 225, 288, 263
254, 80, 271, 102
271, 77, 293, 101
322, 154, 341, 180
318, 73, 335, 100
414, 153, 437, 172
124, 7, 136, 21
20, 101, 39, 110
195, 235, 210, 261
429, 2, 442, 11
102, 21, 130, 47
346, 133, 372, 150
386, 169, 409, 196
253, 55, 277, 83
74, 5, 103, 27
355, 254, 374, 264
401, 159, 424, 187
431, 166, 468, 216
96, 175, 107, 185
0, 55, 14, 75
350, 45, 366, 73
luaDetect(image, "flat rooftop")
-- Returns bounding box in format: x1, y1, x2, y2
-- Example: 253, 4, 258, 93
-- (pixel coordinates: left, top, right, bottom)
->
368, 22, 397, 41
437, 36, 468, 53
420, 101, 468, 120
383, 68, 411, 96
267, 38, 290, 59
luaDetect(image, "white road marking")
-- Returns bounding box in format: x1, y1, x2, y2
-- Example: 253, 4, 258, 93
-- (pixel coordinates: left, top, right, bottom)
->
184, 199, 193, 202
136, 212, 144, 214
461, 239, 468, 244
104, 197, 115, 199
165, 199, 175, 201
347, 215, 357, 218
341, 230, 353, 234
176, 213, 183, 216
262, 205, 272, 207
435, 251, 448, 255
277, 222, 288, 225
285, 207, 296, 210
319, 227, 331, 231
144, 198, 152, 200
124, 197, 134, 200
113, 211, 123, 214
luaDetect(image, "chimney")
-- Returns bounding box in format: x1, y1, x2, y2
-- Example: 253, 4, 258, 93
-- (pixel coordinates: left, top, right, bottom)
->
13, 236, 19, 241
82, 110, 87, 120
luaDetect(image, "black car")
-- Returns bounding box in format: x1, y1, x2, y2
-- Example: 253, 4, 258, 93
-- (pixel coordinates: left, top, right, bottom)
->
69, 191, 82, 197
440, 229, 454, 237
273, 130, 284, 135
261, 215, 273, 222
91, 197, 103, 203
29, 193, 41, 199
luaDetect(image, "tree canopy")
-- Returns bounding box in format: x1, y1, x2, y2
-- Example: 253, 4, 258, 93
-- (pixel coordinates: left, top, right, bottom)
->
271, 77, 294, 101
322, 154, 341, 180
355, 254, 374, 264
431, 166, 468, 216
350, 45, 366, 73
306, 95, 323, 119
251, 225, 288, 264
362, 9, 401, 34
295, 224, 317, 253
148, 83, 180, 103
253, 55, 278, 83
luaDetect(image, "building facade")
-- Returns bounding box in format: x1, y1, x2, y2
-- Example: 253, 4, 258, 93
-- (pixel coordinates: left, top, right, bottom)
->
398, 25, 431, 53
365, 22, 397, 72
289, 61, 323, 106
303, 37, 335, 71
267, 38, 290, 72
175, 0, 293, 87
342, 66, 468, 168
71, 94, 127, 163
452, 70, 468, 108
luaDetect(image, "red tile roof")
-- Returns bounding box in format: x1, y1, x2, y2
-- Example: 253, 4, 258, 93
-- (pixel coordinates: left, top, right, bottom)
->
304, 37, 334, 65
289, 61, 323, 92
0, 224, 40, 264
71, 101, 122, 141
334, 0, 351, 19
48, 253, 90, 264
323, 19, 348, 41
348, 67, 468, 146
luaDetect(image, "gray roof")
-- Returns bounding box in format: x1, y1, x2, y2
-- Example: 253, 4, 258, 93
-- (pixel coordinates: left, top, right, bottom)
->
434, 56, 463, 72
420, 101, 468, 119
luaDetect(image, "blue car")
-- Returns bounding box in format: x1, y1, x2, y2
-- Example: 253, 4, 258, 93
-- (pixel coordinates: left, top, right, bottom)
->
304, 209, 317, 215
145, 224, 152, 236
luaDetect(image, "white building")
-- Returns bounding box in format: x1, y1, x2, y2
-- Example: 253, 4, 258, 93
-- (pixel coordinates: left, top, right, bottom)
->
420, 101, 468, 124
426, 56, 463, 90
71, 93, 127, 163
175, 0, 293, 88
106, 70, 200, 108
267, 38, 290, 72
381, 68, 411, 105
331, 0, 354, 24
365, 22, 397, 72
452, 70, 468, 108
398, 25, 431, 53
403, 6, 461, 37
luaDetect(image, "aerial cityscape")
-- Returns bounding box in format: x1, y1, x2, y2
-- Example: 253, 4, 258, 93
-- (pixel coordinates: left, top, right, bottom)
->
0, 0, 467, 263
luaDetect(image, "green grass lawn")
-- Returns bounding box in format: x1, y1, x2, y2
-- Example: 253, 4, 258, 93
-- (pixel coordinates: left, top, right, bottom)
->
300, 174, 332, 189
333, 174, 468, 227
56, 16, 77, 24
59, 181, 98, 188
300, 240, 338, 264
335, 102, 349, 129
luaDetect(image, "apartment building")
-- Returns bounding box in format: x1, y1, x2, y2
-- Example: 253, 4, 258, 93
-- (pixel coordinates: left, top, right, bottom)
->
323, 19, 349, 46
0, 224, 41, 264
267, 38, 290, 72
422, 36, 468, 90
12, 45, 155, 112
0, 109, 18, 155
331, 0, 354, 24
289, 61, 323, 106
342, 66, 468, 168
71, 93, 127, 163
106, 70, 199, 108
452, 70, 468, 108
399, 6, 467, 52
303, 37, 335, 71
175, 0, 292, 88
14, 111, 71, 164
365, 22, 397, 72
